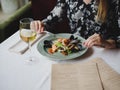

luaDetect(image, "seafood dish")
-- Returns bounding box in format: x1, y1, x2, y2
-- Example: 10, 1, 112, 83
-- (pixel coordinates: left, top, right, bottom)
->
43, 35, 83, 55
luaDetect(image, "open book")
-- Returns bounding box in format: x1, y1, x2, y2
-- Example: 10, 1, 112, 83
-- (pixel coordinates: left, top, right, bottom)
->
51, 58, 120, 90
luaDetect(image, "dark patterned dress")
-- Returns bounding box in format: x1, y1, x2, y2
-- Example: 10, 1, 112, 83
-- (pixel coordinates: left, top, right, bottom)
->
42, 0, 120, 48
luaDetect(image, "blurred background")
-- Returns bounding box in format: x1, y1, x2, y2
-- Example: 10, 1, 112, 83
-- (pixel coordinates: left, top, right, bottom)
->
0, 0, 33, 43
0, 0, 70, 43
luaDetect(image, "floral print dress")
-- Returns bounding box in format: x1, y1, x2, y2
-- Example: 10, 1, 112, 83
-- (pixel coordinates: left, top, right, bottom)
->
42, 0, 120, 48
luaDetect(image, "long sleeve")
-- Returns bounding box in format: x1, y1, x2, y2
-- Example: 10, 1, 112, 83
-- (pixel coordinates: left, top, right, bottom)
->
105, 0, 120, 48
113, 0, 120, 48
116, 0, 120, 48
42, 0, 67, 31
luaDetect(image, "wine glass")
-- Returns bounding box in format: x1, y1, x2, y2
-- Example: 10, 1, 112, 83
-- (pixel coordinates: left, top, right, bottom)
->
19, 18, 37, 62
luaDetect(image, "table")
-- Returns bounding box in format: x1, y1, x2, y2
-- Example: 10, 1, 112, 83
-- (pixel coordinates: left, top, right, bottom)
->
0, 31, 120, 90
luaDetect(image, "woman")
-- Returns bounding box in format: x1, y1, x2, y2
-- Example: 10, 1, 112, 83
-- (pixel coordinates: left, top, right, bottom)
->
31, 0, 120, 48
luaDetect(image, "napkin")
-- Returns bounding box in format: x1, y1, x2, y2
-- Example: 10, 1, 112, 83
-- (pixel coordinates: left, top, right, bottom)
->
8, 32, 47, 54
51, 58, 120, 90
51, 63, 103, 90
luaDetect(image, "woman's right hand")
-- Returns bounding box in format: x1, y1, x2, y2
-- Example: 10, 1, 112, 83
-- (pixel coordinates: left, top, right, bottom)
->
30, 20, 45, 33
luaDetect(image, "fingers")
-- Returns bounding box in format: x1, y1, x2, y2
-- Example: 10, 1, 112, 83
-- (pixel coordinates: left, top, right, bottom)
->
30, 20, 44, 33
83, 33, 103, 48
37, 20, 44, 33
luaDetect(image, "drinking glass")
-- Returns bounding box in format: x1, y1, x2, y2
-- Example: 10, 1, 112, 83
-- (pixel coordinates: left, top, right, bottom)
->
19, 18, 37, 62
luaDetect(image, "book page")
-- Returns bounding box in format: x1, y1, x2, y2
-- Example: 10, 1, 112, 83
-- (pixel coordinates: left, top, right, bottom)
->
51, 63, 103, 90
90, 58, 120, 90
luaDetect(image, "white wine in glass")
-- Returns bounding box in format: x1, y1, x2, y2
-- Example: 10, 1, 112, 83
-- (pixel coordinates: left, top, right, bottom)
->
19, 18, 37, 62
20, 28, 36, 43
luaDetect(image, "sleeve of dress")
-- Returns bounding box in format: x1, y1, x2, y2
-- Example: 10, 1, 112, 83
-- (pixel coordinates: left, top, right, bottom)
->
115, 0, 120, 48
106, 0, 120, 48
41, 0, 67, 31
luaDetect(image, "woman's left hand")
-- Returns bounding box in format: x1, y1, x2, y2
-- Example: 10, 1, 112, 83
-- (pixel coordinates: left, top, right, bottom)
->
83, 33, 104, 48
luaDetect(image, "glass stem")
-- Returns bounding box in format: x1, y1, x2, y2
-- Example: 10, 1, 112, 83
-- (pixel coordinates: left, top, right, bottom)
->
28, 41, 32, 61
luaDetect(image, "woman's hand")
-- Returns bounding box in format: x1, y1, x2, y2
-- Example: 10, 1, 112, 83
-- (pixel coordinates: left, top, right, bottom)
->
83, 33, 116, 48
30, 20, 45, 33
83, 33, 103, 47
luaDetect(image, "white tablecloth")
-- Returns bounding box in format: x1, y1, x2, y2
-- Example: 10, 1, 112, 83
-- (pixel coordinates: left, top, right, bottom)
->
0, 31, 120, 90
